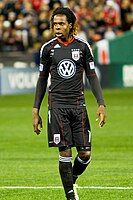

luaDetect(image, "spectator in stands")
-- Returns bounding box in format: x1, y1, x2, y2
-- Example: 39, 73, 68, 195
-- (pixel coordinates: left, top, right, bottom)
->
120, 0, 133, 31
30, 0, 43, 12
103, 0, 121, 28
0, 15, 4, 51
37, 10, 50, 36
104, 26, 116, 40
66, 0, 77, 11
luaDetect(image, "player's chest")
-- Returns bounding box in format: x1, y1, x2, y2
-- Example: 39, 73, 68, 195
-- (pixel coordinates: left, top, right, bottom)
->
50, 45, 84, 65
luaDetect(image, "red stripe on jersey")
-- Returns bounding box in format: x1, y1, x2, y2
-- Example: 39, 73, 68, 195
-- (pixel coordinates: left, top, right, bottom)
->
81, 108, 86, 146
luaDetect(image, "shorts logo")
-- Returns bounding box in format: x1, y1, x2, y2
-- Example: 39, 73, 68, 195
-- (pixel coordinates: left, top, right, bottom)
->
54, 134, 60, 144
57, 59, 76, 79
72, 49, 80, 61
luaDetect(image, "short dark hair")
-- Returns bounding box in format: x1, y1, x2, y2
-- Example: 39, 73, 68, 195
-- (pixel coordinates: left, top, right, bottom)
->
50, 7, 77, 35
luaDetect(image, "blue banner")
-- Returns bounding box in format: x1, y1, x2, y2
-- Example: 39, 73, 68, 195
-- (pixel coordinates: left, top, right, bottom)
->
0, 67, 39, 95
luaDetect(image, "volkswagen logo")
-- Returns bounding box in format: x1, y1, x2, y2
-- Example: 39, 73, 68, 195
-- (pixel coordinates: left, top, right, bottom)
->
57, 59, 76, 79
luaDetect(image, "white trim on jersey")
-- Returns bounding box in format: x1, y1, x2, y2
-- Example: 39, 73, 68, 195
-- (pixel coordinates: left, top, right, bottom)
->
40, 37, 57, 58
75, 36, 94, 57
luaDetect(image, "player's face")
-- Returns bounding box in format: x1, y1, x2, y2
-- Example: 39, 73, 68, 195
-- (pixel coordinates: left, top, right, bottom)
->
53, 14, 72, 40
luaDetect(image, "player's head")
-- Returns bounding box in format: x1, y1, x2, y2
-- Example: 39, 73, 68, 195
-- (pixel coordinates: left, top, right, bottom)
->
50, 7, 77, 39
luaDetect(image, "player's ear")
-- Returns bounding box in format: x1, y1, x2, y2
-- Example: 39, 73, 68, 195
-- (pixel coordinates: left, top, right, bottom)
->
69, 23, 72, 29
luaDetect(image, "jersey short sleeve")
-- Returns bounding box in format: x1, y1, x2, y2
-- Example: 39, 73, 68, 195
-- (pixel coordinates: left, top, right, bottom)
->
83, 42, 96, 77
39, 43, 51, 74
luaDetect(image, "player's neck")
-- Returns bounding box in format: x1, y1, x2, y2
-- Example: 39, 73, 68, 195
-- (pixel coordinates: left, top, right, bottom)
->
57, 35, 74, 46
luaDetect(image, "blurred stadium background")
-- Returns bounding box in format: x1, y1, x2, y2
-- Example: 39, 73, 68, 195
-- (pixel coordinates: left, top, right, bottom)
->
0, 0, 133, 199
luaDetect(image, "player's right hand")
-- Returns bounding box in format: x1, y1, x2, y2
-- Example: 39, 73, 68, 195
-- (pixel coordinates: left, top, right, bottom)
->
96, 105, 106, 128
32, 108, 43, 135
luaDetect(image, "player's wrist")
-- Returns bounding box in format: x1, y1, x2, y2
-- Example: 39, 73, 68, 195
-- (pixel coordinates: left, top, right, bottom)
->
32, 107, 39, 114
98, 104, 106, 107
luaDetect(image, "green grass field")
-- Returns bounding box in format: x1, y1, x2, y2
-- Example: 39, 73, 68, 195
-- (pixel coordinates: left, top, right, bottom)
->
0, 88, 133, 200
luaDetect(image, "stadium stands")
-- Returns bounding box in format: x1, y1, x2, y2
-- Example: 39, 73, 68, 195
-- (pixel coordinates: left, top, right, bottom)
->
0, 0, 133, 66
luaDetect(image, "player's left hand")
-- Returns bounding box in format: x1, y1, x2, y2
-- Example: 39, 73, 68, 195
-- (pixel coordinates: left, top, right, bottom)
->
96, 105, 106, 128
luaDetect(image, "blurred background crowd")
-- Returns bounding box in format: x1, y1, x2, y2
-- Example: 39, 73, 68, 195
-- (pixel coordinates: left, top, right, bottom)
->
0, 0, 133, 53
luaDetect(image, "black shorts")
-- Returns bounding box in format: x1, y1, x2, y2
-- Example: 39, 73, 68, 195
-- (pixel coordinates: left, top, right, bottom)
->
47, 107, 91, 149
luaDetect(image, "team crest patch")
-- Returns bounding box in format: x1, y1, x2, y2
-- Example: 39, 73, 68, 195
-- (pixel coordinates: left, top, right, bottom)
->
54, 134, 60, 144
72, 49, 80, 61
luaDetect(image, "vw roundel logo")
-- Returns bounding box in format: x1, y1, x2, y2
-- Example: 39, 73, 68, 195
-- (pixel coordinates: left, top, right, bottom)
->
57, 59, 76, 79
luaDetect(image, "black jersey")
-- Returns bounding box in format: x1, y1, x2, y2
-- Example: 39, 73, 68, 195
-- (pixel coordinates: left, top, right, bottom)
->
39, 36, 96, 108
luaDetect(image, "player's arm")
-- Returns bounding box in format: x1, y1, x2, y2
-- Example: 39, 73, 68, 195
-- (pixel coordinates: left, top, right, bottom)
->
84, 43, 106, 127
32, 46, 50, 134
88, 72, 106, 127
32, 71, 48, 134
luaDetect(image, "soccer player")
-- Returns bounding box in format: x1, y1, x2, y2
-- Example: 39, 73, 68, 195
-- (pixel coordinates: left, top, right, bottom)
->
32, 7, 106, 200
